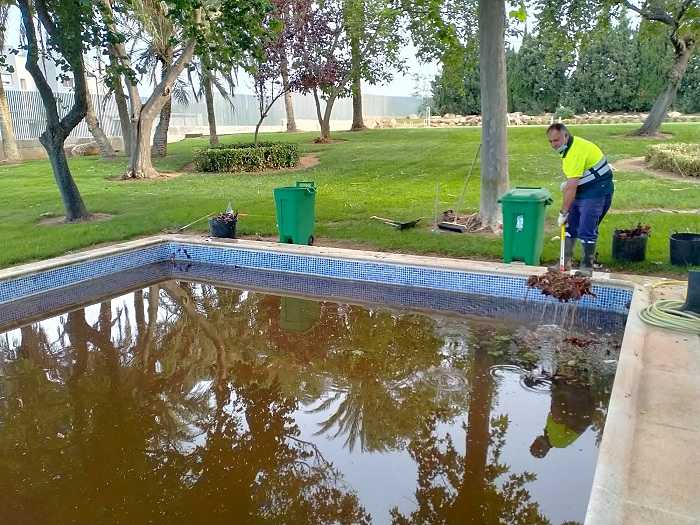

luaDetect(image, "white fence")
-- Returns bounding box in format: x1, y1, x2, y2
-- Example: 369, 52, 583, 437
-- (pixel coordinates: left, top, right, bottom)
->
2, 89, 422, 141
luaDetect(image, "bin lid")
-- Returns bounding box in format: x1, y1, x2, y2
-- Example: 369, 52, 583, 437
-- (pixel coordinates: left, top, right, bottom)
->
498, 187, 553, 204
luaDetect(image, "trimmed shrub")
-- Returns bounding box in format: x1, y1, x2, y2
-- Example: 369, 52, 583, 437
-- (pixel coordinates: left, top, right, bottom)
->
554, 105, 576, 119
193, 142, 300, 172
645, 143, 700, 177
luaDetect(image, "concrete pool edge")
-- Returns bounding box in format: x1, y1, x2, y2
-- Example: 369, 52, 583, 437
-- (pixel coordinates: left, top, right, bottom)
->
0, 235, 697, 524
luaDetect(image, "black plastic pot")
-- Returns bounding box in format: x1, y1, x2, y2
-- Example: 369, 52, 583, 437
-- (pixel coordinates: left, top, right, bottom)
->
612, 230, 648, 262
670, 232, 700, 266
209, 218, 237, 238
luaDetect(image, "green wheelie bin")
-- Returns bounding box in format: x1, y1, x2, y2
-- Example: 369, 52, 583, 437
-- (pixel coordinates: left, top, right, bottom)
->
498, 187, 553, 266
273, 181, 316, 245
279, 296, 321, 332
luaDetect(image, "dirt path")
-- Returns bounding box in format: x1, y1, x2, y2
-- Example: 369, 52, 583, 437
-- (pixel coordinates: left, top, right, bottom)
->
612, 157, 700, 185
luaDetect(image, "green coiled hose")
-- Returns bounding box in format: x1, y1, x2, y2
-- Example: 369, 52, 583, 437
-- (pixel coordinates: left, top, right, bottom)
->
639, 281, 700, 336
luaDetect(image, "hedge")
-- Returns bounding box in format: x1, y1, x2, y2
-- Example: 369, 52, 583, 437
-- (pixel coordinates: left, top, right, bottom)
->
645, 143, 700, 178
193, 143, 300, 172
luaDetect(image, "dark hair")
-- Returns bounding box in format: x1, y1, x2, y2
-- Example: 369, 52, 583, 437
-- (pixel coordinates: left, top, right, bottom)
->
546, 122, 570, 135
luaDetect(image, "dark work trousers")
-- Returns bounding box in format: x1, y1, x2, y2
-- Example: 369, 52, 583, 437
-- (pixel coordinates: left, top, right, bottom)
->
566, 193, 613, 244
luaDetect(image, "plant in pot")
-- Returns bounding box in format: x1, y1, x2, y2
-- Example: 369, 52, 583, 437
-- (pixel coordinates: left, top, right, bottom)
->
612, 223, 651, 262
209, 207, 239, 238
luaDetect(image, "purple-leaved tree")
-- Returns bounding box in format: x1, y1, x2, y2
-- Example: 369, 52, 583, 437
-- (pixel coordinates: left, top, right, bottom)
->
247, 0, 301, 145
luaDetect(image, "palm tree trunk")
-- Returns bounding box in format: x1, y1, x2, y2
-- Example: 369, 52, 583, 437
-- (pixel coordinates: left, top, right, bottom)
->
0, 80, 20, 161
84, 84, 116, 158
202, 65, 219, 146
280, 53, 297, 132
634, 38, 695, 136
152, 53, 173, 157
109, 55, 132, 156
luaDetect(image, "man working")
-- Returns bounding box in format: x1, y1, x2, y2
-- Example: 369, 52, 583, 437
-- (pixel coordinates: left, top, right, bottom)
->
547, 123, 614, 276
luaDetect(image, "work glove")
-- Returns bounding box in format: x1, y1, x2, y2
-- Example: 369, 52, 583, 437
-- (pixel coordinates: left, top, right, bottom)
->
557, 211, 568, 227
560, 181, 568, 192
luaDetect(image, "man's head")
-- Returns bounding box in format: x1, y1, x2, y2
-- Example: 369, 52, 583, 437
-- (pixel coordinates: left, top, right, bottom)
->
547, 123, 570, 153
530, 434, 551, 459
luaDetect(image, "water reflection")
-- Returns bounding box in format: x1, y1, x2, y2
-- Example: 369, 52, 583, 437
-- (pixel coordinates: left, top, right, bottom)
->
0, 281, 620, 524
530, 378, 594, 459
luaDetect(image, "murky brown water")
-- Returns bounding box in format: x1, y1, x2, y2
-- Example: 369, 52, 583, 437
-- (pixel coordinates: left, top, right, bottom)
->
0, 280, 622, 525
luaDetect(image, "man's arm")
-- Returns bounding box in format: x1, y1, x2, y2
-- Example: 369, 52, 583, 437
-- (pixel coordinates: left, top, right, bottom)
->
561, 178, 578, 213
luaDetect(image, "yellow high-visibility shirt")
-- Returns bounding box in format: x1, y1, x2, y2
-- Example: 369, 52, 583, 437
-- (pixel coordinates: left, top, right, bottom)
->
560, 136, 614, 199
562, 136, 605, 179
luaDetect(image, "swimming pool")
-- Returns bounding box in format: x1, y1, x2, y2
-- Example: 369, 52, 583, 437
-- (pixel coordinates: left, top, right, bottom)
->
0, 236, 641, 524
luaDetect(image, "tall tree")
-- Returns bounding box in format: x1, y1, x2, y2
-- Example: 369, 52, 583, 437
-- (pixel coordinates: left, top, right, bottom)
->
293, 0, 404, 141
621, 0, 698, 135
565, 15, 640, 112
635, 18, 674, 110
507, 28, 570, 114
280, 52, 298, 131
105, 0, 269, 178
16, 0, 97, 220
83, 69, 117, 158
478, 0, 509, 230
344, 0, 405, 131
678, 51, 700, 111
432, 44, 480, 115
200, 61, 219, 146
128, 0, 177, 158
247, 0, 299, 144
0, 2, 20, 162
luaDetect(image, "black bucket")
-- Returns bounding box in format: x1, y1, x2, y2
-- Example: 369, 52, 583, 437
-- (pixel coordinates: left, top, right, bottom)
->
612, 230, 648, 262
209, 218, 237, 238
670, 233, 700, 266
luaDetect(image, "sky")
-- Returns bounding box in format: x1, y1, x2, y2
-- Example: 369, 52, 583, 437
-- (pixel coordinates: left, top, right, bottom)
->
4, 6, 438, 99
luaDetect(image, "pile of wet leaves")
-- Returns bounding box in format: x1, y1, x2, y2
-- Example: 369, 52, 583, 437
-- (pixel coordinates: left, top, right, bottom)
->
615, 223, 651, 239
440, 210, 483, 232
527, 269, 596, 302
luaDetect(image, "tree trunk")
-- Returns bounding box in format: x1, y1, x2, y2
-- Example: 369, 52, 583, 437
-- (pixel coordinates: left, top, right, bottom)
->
18, 0, 90, 221
350, 34, 366, 131
84, 86, 116, 158
125, 41, 196, 178
202, 66, 219, 146
129, 114, 160, 179
313, 88, 336, 142
254, 117, 263, 146
634, 38, 695, 136
151, 56, 173, 158
43, 136, 89, 220
448, 344, 494, 521
280, 52, 297, 132
108, 53, 132, 156
478, 0, 510, 231
0, 80, 20, 161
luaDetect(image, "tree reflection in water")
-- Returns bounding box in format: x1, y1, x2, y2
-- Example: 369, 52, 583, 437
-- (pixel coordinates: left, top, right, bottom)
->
0, 281, 616, 524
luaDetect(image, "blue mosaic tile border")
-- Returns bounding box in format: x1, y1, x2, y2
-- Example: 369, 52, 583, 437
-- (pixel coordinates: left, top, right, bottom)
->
170, 242, 633, 315
0, 263, 170, 331
171, 262, 628, 333
0, 244, 169, 305
0, 240, 633, 316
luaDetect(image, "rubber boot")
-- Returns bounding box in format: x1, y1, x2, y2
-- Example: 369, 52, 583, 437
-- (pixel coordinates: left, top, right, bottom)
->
548, 237, 575, 272
577, 242, 596, 277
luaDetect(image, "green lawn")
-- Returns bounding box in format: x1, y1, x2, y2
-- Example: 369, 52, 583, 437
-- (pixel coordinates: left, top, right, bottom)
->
0, 124, 698, 275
